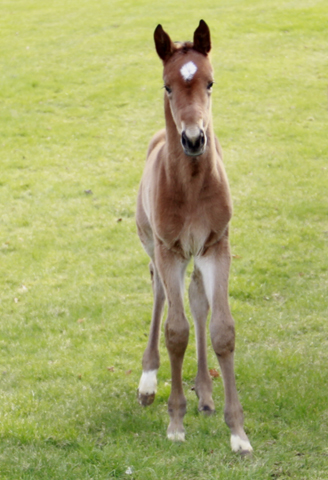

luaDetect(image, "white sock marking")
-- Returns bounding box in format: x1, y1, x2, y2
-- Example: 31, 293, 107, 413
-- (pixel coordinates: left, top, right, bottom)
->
167, 431, 185, 442
230, 434, 253, 453
138, 370, 158, 395
180, 61, 197, 81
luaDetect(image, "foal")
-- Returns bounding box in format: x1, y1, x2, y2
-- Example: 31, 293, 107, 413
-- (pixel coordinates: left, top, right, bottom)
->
136, 20, 252, 454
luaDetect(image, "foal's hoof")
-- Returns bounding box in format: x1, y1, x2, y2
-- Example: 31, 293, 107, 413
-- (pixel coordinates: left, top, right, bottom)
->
230, 434, 253, 456
167, 430, 185, 442
240, 449, 253, 458
199, 404, 216, 416
137, 390, 155, 406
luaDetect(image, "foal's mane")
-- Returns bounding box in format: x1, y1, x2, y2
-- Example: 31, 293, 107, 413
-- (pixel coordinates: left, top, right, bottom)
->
173, 41, 197, 56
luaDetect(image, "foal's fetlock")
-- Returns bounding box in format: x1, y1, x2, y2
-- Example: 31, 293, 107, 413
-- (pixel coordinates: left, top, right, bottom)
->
224, 403, 244, 430
167, 422, 186, 442
167, 408, 186, 441
137, 369, 158, 406
225, 406, 253, 454
167, 396, 187, 441
195, 383, 215, 414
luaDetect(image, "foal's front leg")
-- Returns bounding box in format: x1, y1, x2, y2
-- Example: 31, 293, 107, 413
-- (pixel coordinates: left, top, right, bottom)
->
138, 261, 165, 406
155, 242, 189, 441
196, 237, 253, 454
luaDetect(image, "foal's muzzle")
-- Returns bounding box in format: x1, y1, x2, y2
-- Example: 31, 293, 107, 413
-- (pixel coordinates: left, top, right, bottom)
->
181, 128, 206, 157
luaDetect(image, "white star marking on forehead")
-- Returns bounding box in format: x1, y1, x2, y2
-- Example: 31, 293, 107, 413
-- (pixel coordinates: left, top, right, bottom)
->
180, 61, 197, 81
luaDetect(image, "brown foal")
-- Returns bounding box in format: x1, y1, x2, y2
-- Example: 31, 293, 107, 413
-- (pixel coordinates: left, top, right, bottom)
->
136, 20, 252, 454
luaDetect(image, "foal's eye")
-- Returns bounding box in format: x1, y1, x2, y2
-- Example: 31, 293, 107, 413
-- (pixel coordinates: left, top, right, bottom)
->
164, 85, 172, 94
207, 81, 214, 91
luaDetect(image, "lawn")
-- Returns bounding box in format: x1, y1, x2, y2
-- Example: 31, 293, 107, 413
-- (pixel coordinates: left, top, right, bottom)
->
0, 0, 327, 478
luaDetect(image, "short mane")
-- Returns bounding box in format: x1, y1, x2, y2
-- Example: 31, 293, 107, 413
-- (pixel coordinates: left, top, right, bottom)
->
173, 41, 195, 55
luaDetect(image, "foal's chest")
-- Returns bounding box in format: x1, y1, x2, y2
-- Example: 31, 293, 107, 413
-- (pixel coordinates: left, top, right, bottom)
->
154, 181, 231, 257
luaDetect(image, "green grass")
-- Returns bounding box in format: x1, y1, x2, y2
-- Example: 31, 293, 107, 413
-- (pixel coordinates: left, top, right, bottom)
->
1, 0, 327, 478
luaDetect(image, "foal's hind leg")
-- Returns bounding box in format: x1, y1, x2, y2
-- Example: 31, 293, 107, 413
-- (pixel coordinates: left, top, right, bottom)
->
196, 236, 252, 454
138, 261, 165, 406
189, 266, 215, 414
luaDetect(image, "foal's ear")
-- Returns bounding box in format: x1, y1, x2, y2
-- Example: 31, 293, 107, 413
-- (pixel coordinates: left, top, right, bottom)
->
154, 24, 175, 62
193, 20, 211, 55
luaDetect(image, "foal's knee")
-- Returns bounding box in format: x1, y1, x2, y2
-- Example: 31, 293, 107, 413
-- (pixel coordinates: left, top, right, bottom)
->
210, 322, 235, 358
165, 317, 189, 355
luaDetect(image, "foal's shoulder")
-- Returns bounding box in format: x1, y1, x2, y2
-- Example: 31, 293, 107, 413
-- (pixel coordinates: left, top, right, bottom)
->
146, 129, 166, 159
214, 135, 223, 161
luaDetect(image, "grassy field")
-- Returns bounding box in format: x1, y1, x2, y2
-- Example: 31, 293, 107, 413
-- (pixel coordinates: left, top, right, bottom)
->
1, 0, 327, 478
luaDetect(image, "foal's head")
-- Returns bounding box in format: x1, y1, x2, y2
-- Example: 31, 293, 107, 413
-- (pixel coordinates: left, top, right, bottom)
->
154, 20, 213, 157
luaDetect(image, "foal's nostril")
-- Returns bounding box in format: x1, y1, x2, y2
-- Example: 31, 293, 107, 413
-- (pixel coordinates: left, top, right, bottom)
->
181, 131, 189, 150
181, 129, 206, 155
198, 130, 205, 148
